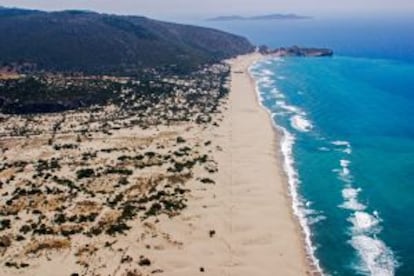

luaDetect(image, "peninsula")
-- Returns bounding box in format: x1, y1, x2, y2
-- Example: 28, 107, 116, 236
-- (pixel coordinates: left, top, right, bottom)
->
259, 45, 334, 57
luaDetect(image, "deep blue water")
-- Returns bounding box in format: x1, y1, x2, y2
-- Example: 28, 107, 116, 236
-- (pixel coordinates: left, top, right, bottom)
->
251, 56, 414, 275
198, 16, 414, 63
201, 17, 414, 275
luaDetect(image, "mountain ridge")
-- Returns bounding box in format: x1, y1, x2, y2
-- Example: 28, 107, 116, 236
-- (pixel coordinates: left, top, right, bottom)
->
0, 7, 254, 74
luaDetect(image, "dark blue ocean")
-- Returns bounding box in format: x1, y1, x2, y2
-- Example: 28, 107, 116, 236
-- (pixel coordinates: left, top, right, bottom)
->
198, 17, 414, 275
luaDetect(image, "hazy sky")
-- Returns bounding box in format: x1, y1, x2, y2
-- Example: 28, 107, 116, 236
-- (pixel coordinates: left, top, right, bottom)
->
1, 0, 414, 19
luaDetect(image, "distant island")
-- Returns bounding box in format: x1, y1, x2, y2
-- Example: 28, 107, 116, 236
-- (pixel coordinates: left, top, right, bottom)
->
207, 13, 312, 21
259, 45, 333, 57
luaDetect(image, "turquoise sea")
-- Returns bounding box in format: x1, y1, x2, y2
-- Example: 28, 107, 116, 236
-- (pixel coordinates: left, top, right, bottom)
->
199, 17, 414, 275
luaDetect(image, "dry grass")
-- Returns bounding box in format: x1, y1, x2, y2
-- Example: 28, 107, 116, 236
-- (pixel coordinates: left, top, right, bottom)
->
25, 238, 71, 255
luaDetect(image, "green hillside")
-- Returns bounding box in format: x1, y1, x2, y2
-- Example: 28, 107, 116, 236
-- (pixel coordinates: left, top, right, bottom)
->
0, 7, 254, 74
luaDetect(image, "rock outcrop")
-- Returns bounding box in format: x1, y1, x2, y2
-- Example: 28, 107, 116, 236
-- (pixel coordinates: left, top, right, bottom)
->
259, 45, 333, 57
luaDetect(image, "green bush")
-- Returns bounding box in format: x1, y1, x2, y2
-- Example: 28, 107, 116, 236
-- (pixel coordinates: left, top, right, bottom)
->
76, 168, 95, 179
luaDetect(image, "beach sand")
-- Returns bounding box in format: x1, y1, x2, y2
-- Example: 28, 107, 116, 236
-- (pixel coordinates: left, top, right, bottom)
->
0, 54, 310, 276
140, 53, 311, 275
216, 53, 310, 275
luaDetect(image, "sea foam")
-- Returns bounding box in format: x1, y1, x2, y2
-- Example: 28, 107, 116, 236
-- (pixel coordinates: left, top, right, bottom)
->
279, 127, 323, 274
332, 140, 352, 154
339, 159, 351, 179
270, 88, 285, 99
290, 115, 313, 132
349, 211, 380, 232
341, 187, 366, 211
351, 235, 397, 276
335, 158, 397, 275
250, 59, 323, 274
257, 76, 274, 88
276, 100, 304, 115
261, 69, 275, 76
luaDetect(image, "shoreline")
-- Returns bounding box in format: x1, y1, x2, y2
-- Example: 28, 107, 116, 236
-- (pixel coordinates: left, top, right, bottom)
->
222, 53, 313, 275
246, 54, 322, 275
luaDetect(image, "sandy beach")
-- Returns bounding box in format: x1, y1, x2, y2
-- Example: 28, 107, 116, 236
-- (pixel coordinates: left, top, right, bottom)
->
0, 54, 310, 276
141, 53, 311, 275
216, 53, 310, 275
153, 53, 312, 275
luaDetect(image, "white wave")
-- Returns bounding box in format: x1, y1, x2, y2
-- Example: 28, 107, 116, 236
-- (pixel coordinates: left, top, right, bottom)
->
332, 140, 350, 146
276, 100, 305, 115
340, 159, 350, 168
350, 235, 397, 276
344, 148, 352, 154
341, 187, 366, 211
340, 159, 351, 178
334, 158, 398, 275
261, 69, 275, 76
342, 187, 360, 198
270, 88, 285, 99
290, 115, 313, 132
277, 75, 286, 80
257, 75, 270, 83
338, 162, 365, 210
309, 215, 327, 225
257, 92, 264, 102
332, 140, 352, 154
270, 88, 279, 94
279, 127, 323, 274
257, 76, 274, 88
318, 147, 330, 151
341, 197, 367, 211
261, 93, 273, 101
349, 211, 380, 232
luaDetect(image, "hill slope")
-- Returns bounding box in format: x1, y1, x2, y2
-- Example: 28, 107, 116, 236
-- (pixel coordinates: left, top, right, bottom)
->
0, 8, 254, 73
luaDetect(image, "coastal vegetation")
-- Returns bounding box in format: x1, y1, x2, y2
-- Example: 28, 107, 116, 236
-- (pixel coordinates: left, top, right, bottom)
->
0, 49, 228, 275
0, 5, 250, 275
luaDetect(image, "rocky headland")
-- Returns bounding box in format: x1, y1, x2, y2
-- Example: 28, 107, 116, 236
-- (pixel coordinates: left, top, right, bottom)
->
259, 45, 334, 57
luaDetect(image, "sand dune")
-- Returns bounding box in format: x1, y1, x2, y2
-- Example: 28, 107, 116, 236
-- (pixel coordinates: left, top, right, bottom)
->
0, 54, 310, 276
